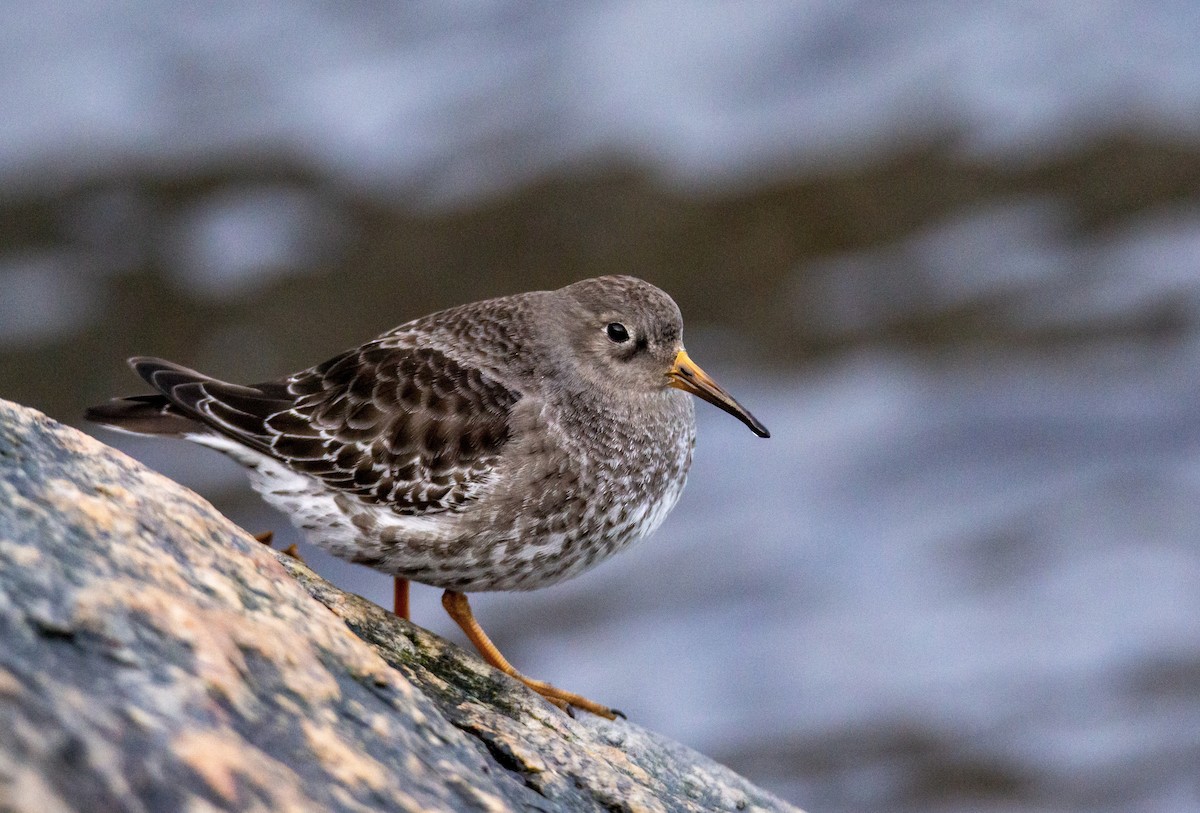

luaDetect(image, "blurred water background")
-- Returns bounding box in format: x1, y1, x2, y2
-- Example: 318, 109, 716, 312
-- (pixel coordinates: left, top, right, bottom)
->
4, 3, 1200, 811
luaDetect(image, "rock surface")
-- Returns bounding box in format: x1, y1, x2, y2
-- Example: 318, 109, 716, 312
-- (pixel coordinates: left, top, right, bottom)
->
0, 398, 801, 813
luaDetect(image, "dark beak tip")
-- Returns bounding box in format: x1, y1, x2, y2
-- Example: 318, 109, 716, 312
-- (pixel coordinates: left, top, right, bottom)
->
747, 419, 770, 438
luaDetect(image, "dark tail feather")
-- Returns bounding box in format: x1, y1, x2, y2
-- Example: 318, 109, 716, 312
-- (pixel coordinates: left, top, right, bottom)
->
86, 356, 225, 437
87, 356, 292, 442
84, 394, 201, 437
129, 356, 214, 398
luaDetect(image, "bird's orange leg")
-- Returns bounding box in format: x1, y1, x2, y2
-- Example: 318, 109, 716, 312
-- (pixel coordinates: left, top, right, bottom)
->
393, 577, 410, 621
440, 590, 622, 720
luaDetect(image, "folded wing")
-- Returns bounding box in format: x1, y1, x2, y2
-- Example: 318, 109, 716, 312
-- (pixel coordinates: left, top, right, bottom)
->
87, 344, 520, 516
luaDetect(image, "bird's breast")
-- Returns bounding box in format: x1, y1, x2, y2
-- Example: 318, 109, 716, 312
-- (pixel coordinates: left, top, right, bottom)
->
551, 389, 695, 541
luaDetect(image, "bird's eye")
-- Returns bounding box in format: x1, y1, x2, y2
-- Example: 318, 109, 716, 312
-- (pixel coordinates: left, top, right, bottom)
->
605, 322, 630, 343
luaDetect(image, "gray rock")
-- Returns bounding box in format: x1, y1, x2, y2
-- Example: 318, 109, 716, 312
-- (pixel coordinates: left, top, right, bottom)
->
0, 398, 802, 813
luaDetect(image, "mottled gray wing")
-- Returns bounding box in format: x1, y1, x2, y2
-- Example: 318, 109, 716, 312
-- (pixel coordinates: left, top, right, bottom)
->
129, 344, 521, 516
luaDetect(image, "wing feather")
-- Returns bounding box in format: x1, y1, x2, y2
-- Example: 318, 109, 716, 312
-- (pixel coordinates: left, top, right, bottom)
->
124, 346, 520, 516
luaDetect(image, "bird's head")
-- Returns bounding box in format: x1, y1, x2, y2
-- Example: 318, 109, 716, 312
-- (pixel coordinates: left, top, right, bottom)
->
551, 275, 769, 438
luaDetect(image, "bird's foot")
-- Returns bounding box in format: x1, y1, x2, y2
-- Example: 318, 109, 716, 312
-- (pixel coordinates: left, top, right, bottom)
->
440, 590, 624, 720
252, 530, 305, 563
514, 674, 625, 720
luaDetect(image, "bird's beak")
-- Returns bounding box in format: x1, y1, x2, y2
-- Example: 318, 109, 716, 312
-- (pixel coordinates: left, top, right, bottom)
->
668, 350, 770, 438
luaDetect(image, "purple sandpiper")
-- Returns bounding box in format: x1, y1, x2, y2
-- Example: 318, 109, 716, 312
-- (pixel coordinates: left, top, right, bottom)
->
87, 275, 768, 718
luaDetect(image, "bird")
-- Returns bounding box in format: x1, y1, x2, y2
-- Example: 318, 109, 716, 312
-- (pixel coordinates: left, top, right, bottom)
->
86, 275, 769, 718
